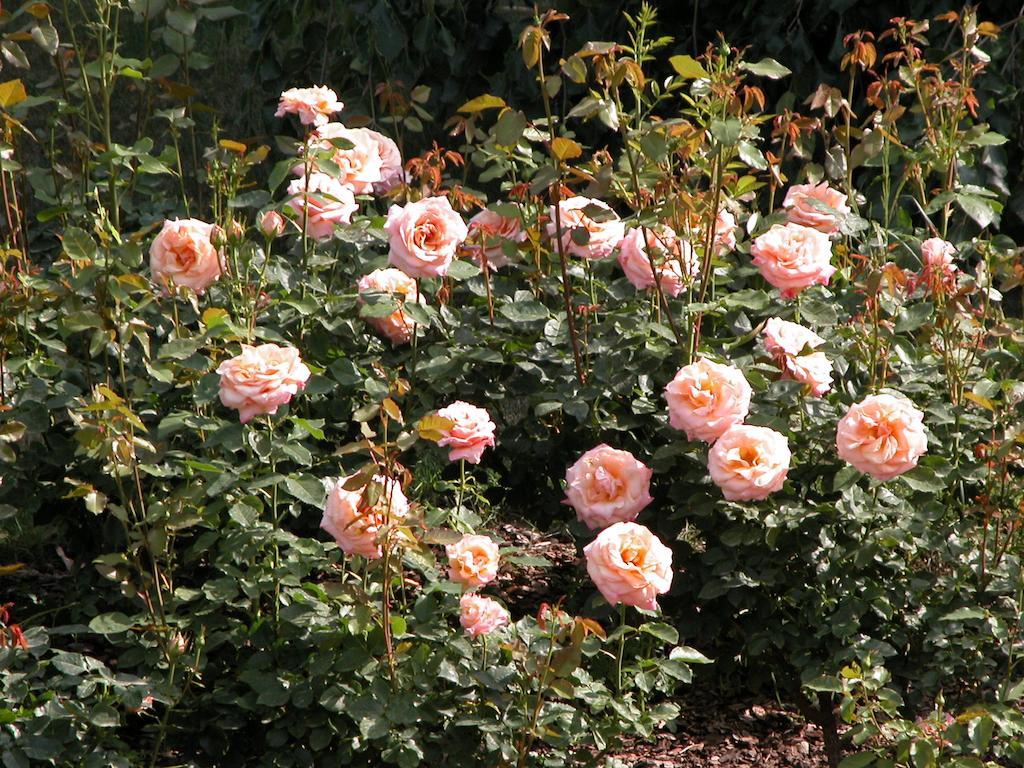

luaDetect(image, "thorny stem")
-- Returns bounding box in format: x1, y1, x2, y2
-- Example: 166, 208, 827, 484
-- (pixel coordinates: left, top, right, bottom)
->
536, 40, 586, 385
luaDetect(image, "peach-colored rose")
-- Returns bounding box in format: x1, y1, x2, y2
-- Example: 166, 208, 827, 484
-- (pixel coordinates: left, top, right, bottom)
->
836, 394, 927, 480
435, 401, 496, 464
385, 196, 468, 279
274, 86, 343, 127
751, 222, 836, 299
546, 196, 625, 260
305, 124, 385, 194
357, 268, 425, 345
464, 208, 526, 270
216, 343, 311, 424
149, 218, 223, 293
761, 317, 833, 396
617, 226, 698, 297
446, 533, 500, 588
364, 130, 404, 194
583, 521, 672, 611
664, 358, 752, 443
459, 593, 510, 638
713, 208, 738, 255
783, 182, 850, 235
286, 173, 358, 241
321, 474, 410, 559
917, 237, 958, 295
564, 445, 654, 530
260, 211, 286, 238
707, 424, 791, 501
921, 237, 956, 271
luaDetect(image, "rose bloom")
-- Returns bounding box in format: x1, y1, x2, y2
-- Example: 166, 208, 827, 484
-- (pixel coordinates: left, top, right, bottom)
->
782, 181, 851, 235
584, 521, 672, 611
751, 222, 836, 299
664, 358, 752, 443
357, 268, 425, 345
274, 85, 343, 127
305, 124, 385, 194
464, 208, 526, 270
918, 237, 958, 295
836, 394, 928, 480
365, 130, 404, 194
216, 343, 311, 424
564, 444, 654, 530
446, 533, 500, 589
459, 594, 510, 638
707, 424, 791, 502
260, 210, 286, 238
286, 173, 358, 241
435, 401, 496, 464
617, 226, 698, 297
761, 317, 833, 396
149, 218, 222, 293
385, 195, 468, 279
713, 208, 738, 255
546, 196, 625, 260
321, 474, 410, 559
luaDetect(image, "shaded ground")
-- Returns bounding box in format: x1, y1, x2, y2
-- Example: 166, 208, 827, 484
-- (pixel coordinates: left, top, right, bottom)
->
611, 692, 827, 767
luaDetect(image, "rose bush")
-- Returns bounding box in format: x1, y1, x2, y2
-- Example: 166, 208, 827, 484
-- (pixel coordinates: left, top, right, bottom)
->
1, 4, 1022, 768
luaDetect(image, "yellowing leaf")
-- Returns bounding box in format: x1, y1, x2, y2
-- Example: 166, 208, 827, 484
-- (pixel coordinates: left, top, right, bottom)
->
26, 2, 51, 18
0, 79, 28, 109
219, 139, 247, 153
457, 94, 507, 114
964, 392, 995, 411
381, 397, 404, 424
0, 563, 26, 575
669, 55, 708, 79
416, 414, 455, 442
550, 137, 582, 162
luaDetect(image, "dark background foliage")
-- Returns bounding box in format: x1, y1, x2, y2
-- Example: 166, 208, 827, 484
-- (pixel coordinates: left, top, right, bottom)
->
209, 0, 1023, 234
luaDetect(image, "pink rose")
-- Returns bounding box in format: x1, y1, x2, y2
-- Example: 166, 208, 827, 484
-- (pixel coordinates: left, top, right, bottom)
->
385, 196, 468, 279
149, 218, 223, 293
713, 208, 738, 255
357, 268, 425, 345
215, 343, 311, 423
435, 401, 496, 464
617, 226, 698, 298
564, 445, 654, 530
546, 196, 625, 260
321, 474, 410, 559
707, 424, 791, 501
260, 211, 286, 238
274, 86, 343, 127
836, 394, 927, 480
782, 182, 850, 235
751, 222, 836, 299
286, 173, 358, 241
761, 317, 833, 396
464, 208, 526, 270
459, 594, 510, 638
446, 533, 500, 589
364, 130, 404, 194
305, 124, 385, 194
583, 521, 672, 611
664, 358, 752, 443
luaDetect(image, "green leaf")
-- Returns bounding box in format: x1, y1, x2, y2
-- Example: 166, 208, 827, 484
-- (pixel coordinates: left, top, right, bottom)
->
457, 94, 506, 113
740, 58, 792, 79
499, 301, 550, 323
838, 753, 877, 768
88, 612, 135, 635
940, 607, 986, 621
669, 55, 708, 79
283, 474, 325, 507
900, 466, 946, 493
804, 676, 843, 693
639, 622, 679, 644
670, 645, 712, 664
493, 109, 528, 147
